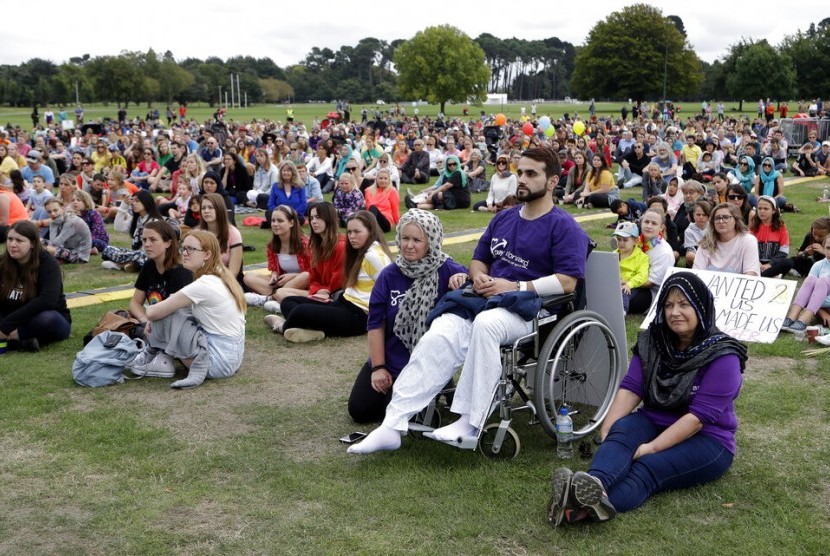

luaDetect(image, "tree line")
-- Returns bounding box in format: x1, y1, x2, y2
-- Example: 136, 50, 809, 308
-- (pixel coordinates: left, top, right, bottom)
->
1, 5, 828, 110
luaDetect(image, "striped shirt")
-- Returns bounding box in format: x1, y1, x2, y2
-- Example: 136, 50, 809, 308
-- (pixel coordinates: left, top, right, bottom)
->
344, 241, 391, 312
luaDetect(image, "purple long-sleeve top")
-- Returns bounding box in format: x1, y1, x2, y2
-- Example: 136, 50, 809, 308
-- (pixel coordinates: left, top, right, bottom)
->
620, 353, 743, 454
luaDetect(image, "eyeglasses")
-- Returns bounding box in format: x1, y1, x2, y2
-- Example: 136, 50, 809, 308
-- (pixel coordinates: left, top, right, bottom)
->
179, 245, 205, 255
347, 167, 358, 171
447, 163, 457, 168
713, 215, 734, 223
739, 162, 748, 166
763, 164, 772, 167
497, 161, 507, 165
727, 194, 745, 201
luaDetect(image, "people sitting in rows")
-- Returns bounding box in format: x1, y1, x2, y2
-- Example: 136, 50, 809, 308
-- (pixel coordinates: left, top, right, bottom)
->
42, 198, 92, 264
405, 155, 471, 211
102, 190, 167, 272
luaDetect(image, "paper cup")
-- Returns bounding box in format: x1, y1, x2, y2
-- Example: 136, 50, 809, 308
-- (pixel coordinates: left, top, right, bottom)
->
806, 326, 820, 343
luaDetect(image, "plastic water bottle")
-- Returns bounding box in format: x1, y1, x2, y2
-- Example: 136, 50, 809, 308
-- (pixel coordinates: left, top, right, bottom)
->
823, 186, 829, 201
555, 407, 574, 459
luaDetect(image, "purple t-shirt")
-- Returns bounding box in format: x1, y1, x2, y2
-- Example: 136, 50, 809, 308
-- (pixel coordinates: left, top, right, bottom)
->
620, 353, 743, 454
472, 205, 589, 282
367, 259, 468, 378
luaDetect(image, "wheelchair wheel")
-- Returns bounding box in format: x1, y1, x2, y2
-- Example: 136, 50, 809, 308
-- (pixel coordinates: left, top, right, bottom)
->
479, 423, 520, 459
534, 310, 623, 439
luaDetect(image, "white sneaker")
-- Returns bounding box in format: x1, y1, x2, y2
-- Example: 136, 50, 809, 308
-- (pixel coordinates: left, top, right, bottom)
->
101, 261, 122, 270
263, 300, 282, 314
130, 351, 176, 378
264, 314, 285, 333
244, 292, 269, 307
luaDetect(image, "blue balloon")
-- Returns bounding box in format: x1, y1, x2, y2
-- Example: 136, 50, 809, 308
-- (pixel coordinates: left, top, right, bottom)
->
539, 116, 552, 130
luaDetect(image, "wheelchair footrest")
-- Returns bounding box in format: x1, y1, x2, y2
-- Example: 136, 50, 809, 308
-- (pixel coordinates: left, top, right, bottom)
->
422, 431, 479, 450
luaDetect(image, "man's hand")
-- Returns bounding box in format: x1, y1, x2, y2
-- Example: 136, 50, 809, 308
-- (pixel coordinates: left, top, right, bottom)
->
473, 274, 517, 298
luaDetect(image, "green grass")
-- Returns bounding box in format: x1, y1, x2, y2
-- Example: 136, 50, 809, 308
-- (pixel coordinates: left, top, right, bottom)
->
2, 157, 830, 552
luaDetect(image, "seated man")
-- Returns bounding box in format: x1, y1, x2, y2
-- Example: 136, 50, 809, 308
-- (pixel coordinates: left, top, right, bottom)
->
349, 146, 590, 454
400, 139, 430, 184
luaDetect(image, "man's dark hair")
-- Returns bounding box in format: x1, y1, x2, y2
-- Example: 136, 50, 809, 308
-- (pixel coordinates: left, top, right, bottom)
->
609, 199, 623, 213
521, 146, 561, 179
92, 173, 106, 182
646, 196, 668, 211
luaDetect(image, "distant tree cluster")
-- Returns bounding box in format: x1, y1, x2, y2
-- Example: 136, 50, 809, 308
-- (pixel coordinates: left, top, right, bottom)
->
0, 9, 826, 109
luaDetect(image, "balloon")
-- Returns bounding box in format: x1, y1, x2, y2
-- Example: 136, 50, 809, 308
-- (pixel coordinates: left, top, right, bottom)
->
495, 113, 506, 126
573, 121, 586, 136
545, 126, 555, 137
522, 122, 534, 135
539, 116, 551, 130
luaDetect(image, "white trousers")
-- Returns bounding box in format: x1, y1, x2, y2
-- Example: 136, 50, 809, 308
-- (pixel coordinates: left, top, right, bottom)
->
382, 310, 533, 432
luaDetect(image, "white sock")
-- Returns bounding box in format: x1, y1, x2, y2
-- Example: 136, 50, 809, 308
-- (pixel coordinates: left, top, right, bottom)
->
430, 416, 478, 442
347, 425, 402, 454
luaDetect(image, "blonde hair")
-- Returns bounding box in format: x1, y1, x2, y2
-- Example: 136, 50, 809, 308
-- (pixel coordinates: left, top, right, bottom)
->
183, 229, 246, 312
73, 189, 95, 210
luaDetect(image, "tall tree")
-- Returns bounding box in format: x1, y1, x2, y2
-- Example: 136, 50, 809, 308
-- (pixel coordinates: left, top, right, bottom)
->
572, 3, 702, 100
395, 25, 489, 113
725, 40, 795, 107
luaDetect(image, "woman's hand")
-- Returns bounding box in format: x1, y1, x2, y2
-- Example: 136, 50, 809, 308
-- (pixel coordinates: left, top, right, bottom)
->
448, 272, 468, 290
311, 290, 330, 301
633, 442, 655, 460
275, 273, 296, 287
621, 282, 631, 295
371, 368, 393, 394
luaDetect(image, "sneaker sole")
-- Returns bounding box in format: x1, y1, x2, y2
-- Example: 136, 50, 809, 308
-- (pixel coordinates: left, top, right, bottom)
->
547, 467, 573, 527
571, 472, 616, 522
284, 328, 325, 343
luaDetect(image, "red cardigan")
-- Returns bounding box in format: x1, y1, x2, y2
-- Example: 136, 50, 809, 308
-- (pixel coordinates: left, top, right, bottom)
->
308, 235, 346, 295
267, 235, 311, 275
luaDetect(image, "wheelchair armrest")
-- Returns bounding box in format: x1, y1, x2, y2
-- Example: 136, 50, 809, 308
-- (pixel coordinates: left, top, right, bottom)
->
539, 293, 576, 311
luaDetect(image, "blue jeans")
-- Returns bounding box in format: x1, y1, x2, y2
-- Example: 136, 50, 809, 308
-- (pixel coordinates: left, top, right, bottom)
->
18, 310, 71, 345
588, 412, 733, 512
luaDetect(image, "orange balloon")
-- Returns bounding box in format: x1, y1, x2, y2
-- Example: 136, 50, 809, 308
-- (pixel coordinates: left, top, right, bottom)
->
495, 113, 506, 126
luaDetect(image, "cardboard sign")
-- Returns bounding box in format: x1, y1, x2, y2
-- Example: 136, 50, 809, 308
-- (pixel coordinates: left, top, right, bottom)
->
640, 268, 796, 343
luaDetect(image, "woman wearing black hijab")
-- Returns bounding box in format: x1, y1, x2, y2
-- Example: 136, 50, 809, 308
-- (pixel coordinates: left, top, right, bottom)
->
548, 271, 747, 526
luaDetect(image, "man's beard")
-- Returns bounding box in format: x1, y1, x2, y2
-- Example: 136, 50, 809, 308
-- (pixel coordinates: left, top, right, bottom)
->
517, 186, 547, 203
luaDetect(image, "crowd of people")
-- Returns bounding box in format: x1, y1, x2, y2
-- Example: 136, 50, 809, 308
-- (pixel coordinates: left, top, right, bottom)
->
2, 103, 829, 524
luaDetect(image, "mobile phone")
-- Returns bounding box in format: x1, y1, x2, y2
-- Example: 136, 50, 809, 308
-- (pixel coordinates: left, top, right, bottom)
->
339, 432, 367, 444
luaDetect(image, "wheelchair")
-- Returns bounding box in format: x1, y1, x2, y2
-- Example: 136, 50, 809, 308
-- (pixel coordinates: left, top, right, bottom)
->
409, 292, 625, 459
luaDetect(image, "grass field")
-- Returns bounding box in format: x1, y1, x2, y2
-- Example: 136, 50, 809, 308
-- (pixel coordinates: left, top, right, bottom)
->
2, 116, 830, 553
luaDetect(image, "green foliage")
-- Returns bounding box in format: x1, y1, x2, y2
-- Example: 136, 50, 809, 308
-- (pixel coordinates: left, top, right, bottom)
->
780, 26, 830, 99
572, 3, 703, 100
724, 39, 795, 102
259, 78, 294, 102
395, 25, 490, 113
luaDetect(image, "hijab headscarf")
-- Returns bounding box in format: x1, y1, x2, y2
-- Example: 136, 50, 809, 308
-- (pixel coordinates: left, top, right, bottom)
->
758, 156, 780, 197
633, 271, 747, 412
393, 209, 450, 351
335, 144, 354, 179
442, 154, 467, 187
730, 156, 755, 194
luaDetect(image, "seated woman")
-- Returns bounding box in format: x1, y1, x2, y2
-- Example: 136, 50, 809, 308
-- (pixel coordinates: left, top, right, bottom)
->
43, 198, 92, 264
755, 157, 790, 211
560, 151, 589, 205
361, 154, 400, 191
575, 154, 618, 209
474, 154, 517, 212
410, 155, 471, 211
71, 190, 109, 255
627, 207, 675, 315
548, 271, 746, 526
790, 217, 830, 277
264, 209, 391, 343
0, 220, 71, 351
198, 193, 243, 283
101, 190, 166, 272
128, 220, 193, 342
221, 152, 252, 206
307, 143, 334, 193
243, 205, 311, 308
267, 161, 307, 225
333, 171, 365, 227
131, 147, 160, 190
362, 168, 400, 233
693, 203, 760, 276
347, 209, 468, 423
641, 162, 666, 202
782, 235, 830, 333
684, 199, 712, 267
750, 195, 793, 278
248, 148, 279, 209
725, 183, 754, 225
464, 148, 487, 192
134, 230, 246, 389
200, 171, 237, 225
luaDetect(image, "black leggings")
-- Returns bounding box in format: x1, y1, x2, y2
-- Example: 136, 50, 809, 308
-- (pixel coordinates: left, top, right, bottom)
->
627, 288, 653, 315
367, 205, 391, 233
761, 258, 794, 278
348, 361, 392, 423
280, 295, 367, 337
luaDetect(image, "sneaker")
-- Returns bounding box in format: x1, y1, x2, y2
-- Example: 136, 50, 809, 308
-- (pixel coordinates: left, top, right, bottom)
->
404, 194, 417, 209
245, 292, 270, 307
101, 261, 122, 270
284, 328, 326, 343
17, 338, 40, 352
780, 317, 794, 331
130, 351, 176, 378
547, 467, 573, 527
264, 314, 285, 333
816, 333, 830, 346
263, 300, 282, 314
788, 320, 807, 333
570, 471, 616, 523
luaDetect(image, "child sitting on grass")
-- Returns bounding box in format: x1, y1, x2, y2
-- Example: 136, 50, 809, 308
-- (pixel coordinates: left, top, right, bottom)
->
613, 221, 649, 314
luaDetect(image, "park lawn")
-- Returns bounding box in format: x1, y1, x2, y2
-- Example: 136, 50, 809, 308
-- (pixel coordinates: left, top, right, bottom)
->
2, 173, 830, 552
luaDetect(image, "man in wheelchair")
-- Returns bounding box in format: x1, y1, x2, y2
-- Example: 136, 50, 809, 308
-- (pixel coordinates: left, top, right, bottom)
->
349, 146, 590, 454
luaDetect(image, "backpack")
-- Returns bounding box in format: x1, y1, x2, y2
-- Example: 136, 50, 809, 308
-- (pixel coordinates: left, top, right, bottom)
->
72, 331, 144, 387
